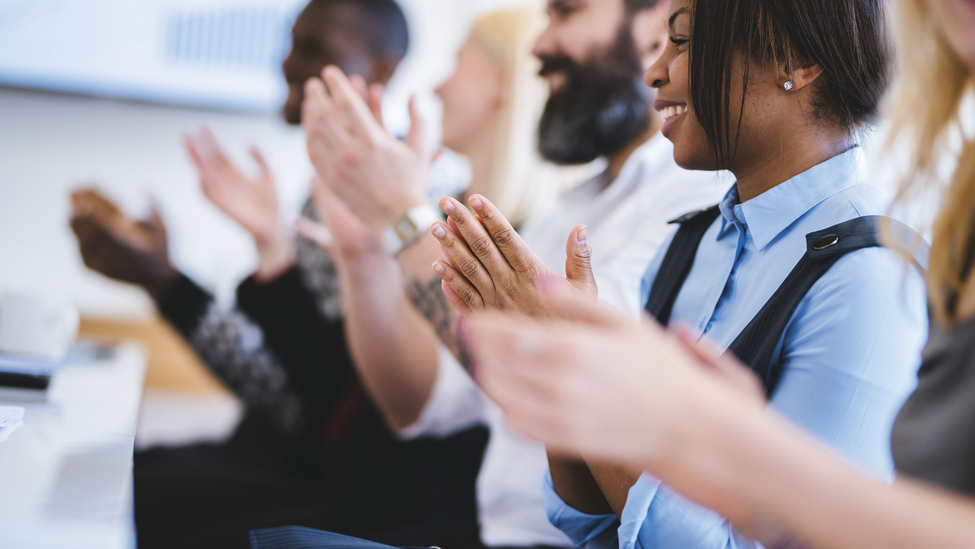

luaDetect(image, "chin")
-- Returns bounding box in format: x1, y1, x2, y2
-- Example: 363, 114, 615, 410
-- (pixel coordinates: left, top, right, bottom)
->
671, 145, 718, 172
440, 130, 464, 155
283, 103, 302, 125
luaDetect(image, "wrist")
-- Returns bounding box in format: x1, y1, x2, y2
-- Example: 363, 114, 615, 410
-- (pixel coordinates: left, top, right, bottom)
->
382, 203, 440, 256
336, 230, 386, 260
254, 228, 296, 283
144, 265, 181, 302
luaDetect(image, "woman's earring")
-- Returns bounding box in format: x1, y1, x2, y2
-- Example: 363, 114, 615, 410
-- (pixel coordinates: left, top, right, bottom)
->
783, 81, 795, 91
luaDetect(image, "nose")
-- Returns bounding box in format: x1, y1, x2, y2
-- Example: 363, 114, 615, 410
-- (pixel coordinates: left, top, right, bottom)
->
532, 23, 558, 60
282, 50, 297, 81
644, 53, 668, 89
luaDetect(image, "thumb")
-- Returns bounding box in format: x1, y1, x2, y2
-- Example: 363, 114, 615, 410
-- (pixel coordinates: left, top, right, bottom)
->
405, 95, 427, 155
294, 216, 334, 251
564, 225, 597, 298
145, 200, 168, 239
249, 147, 272, 179
367, 84, 385, 127
539, 275, 625, 328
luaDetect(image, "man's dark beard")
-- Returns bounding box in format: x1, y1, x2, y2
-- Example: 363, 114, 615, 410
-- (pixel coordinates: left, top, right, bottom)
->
537, 24, 651, 165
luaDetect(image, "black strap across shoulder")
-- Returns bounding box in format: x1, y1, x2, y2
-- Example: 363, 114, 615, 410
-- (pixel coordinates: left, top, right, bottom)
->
646, 210, 928, 397
644, 206, 722, 326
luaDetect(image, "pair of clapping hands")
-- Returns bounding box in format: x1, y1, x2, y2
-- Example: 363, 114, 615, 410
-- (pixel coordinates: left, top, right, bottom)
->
70, 124, 293, 294
298, 66, 598, 316
298, 66, 765, 471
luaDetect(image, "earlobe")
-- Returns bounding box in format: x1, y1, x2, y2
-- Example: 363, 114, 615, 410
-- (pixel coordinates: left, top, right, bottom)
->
780, 62, 825, 92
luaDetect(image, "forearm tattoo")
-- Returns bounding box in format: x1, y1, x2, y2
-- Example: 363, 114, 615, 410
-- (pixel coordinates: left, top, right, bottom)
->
408, 275, 472, 369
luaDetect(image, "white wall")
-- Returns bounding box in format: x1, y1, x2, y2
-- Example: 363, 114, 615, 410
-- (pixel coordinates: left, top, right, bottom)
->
0, 0, 538, 320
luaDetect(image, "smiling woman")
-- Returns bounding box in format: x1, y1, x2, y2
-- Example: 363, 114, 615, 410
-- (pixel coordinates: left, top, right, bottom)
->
646, 0, 891, 198
510, 0, 931, 547
467, 0, 975, 546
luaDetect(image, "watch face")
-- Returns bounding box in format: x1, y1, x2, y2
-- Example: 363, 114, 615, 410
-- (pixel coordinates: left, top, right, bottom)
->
393, 216, 419, 241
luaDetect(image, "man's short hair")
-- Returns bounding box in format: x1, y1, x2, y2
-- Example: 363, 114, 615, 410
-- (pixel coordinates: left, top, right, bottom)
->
313, 0, 410, 58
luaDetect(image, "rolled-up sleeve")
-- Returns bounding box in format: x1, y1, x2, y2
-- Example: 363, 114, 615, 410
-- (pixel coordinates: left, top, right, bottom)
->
395, 345, 489, 440
542, 470, 620, 549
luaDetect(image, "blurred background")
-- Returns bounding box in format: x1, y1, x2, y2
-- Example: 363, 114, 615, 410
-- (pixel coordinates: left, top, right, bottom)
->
0, 0, 540, 446
0, 0, 946, 448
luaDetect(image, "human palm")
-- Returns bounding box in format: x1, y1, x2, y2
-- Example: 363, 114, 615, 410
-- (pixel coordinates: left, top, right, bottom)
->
302, 67, 432, 235
184, 127, 280, 246
69, 188, 178, 299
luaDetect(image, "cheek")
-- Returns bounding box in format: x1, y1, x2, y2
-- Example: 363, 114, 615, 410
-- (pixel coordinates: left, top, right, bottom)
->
670, 113, 719, 171
930, 0, 975, 66
665, 57, 718, 170
670, 55, 691, 98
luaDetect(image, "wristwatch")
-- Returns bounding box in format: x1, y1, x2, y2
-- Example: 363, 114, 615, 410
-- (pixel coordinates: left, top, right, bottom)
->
382, 204, 441, 255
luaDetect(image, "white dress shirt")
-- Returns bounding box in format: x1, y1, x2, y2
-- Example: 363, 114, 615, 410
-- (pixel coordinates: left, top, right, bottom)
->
397, 133, 730, 548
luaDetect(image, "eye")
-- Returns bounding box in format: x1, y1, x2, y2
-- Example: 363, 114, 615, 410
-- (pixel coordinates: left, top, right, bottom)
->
669, 37, 689, 47
550, 0, 579, 19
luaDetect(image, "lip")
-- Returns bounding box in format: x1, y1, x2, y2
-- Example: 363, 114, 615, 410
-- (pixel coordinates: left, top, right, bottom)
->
653, 99, 684, 112
543, 71, 568, 94
661, 112, 681, 138
656, 99, 688, 138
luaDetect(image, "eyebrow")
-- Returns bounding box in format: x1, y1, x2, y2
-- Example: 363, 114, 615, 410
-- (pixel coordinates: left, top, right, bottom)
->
668, 7, 689, 30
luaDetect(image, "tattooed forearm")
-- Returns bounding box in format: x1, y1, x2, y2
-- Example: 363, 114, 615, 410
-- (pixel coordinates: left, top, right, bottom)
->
408, 275, 472, 369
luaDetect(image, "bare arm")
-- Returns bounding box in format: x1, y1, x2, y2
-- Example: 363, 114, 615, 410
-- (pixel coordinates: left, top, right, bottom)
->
548, 455, 614, 516
299, 66, 456, 430
398, 233, 469, 364
470, 286, 975, 549
336, 241, 441, 430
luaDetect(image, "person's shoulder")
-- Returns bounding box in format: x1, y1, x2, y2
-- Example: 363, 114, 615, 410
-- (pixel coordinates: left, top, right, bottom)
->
827, 183, 892, 217
805, 245, 925, 319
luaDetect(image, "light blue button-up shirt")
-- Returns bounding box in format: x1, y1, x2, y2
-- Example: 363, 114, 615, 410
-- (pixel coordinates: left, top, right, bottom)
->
542, 149, 928, 549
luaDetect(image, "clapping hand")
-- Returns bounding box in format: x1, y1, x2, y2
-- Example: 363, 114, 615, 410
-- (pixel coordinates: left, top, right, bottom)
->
69, 188, 178, 300
184, 127, 294, 280
467, 281, 764, 466
430, 193, 597, 319
302, 65, 432, 237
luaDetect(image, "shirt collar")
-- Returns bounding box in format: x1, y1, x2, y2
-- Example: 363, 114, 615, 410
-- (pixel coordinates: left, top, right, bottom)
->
722, 147, 862, 251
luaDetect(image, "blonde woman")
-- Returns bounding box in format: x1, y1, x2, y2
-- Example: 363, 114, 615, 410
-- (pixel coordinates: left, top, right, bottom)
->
466, 0, 975, 547
435, 7, 575, 228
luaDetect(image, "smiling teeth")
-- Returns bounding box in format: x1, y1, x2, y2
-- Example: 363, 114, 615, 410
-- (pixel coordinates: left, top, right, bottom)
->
662, 105, 688, 121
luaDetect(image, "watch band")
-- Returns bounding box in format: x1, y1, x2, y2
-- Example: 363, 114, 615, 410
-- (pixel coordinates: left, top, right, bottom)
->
382, 204, 441, 255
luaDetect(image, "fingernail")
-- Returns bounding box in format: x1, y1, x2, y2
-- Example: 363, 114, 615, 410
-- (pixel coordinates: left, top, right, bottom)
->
470, 196, 483, 211
577, 225, 588, 244
433, 262, 446, 274
440, 200, 455, 214
432, 224, 447, 239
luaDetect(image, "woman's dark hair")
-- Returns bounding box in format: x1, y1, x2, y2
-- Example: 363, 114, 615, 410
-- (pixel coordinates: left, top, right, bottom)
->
689, 0, 893, 165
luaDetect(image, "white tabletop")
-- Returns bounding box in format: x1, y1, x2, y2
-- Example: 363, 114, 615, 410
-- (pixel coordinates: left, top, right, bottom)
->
0, 343, 146, 549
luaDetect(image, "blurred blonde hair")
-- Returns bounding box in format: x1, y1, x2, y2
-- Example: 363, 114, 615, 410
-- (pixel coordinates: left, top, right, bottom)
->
888, 0, 975, 324
469, 5, 579, 228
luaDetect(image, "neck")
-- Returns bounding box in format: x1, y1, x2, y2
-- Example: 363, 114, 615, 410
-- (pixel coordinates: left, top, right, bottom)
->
732, 124, 854, 203
603, 111, 662, 184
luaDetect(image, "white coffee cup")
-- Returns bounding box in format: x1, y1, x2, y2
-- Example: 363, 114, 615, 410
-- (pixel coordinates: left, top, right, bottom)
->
0, 293, 79, 360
